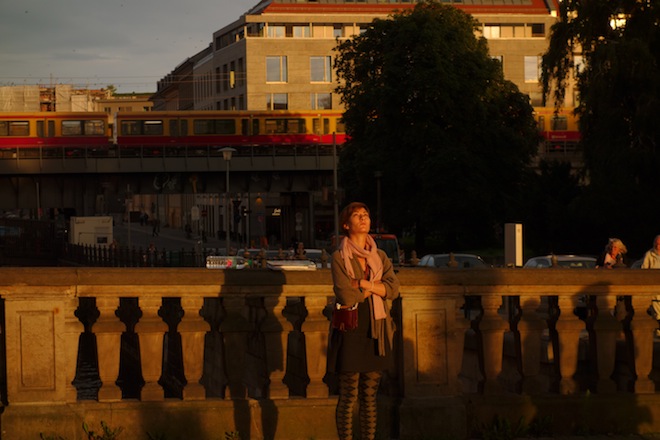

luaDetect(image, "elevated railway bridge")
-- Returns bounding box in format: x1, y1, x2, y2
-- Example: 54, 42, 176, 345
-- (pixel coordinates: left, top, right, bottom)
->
0, 143, 340, 250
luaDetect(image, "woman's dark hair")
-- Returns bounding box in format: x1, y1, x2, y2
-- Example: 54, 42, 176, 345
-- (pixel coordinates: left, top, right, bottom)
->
339, 202, 370, 235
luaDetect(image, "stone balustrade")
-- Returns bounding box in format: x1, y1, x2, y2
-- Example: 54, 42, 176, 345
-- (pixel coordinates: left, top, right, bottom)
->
2, 267, 660, 439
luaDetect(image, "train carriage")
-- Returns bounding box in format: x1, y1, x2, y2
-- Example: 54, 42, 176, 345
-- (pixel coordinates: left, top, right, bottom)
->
534, 107, 580, 155
114, 110, 347, 151
0, 112, 111, 156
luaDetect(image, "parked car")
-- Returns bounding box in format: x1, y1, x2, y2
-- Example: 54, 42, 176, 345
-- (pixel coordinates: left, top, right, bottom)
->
370, 233, 402, 266
417, 253, 488, 268
523, 254, 596, 269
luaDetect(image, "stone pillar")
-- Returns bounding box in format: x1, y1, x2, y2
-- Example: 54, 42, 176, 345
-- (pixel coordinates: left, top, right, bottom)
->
95, 296, 123, 401
265, 295, 289, 399
518, 294, 545, 394
64, 297, 84, 402
593, 294, 619, 393
479, 295, 508, 394
301, 295, 329, 398
555, 295, 583, 394
630, 296, 656, 393
179, 297, 208, 400
223, 295, 248, 399
135, 297, 166, 401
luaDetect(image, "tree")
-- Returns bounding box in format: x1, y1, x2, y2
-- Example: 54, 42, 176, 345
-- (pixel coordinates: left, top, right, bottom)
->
541, 0, 660, 253
334, 1, 539, 251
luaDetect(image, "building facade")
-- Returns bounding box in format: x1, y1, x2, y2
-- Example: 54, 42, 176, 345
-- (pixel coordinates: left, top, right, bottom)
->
152, 0, 568, 111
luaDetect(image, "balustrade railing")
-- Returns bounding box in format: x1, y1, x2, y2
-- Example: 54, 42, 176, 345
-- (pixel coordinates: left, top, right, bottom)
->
2, 267, 660, 439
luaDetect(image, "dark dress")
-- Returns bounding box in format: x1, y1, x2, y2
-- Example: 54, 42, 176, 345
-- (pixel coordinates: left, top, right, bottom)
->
327, 247, 399, 375
335, 298, 389, 372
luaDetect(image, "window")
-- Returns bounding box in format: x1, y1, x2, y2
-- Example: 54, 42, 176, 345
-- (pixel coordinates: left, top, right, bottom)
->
310, 56, 332, 83
311, 93, 332, 110
62, 120, 105, 136
524, 56, 541, 82
551, 116, 568, 131
266, 94, 288, 110
0, 121, 29, 136
237, 58, 245, 86
531, 23, 545, 37
120, 120, 163, 135
265, 118, 305, 134
333, 25, 343, 38
84, 120, 105, 135
193, 119, 236, 135
266, 56, 288, 82
483, 25, 500, 39
293, 25, 311, 38
61, 120, 104, 136
267, 25, 285, 38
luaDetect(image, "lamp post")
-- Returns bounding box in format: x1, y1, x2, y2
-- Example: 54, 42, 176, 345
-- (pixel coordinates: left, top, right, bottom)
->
220, 147, 236, 255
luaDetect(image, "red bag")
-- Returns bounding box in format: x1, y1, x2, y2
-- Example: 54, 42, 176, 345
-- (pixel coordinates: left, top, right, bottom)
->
332, 304, 358, 331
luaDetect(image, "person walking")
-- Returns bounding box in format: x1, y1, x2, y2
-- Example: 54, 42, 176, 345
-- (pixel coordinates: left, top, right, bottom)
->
596, 238, 627, 268
328, 202, 400, 440
642, 235, 660, 334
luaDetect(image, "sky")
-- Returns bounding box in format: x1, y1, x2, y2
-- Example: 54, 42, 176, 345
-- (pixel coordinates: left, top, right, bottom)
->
0, 0, 255, 94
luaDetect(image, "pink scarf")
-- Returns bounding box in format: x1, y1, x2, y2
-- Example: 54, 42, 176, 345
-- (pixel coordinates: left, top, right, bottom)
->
340, 235, 387, 320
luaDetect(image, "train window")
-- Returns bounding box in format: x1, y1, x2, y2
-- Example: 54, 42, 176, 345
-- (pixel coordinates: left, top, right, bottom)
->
336, 119, 346, 134
265, 118, 305, 134
253, 119, 259, 135
537, 116, 545, 131
181, 120, 188, 136
143, 120, 163, 135
324, 118, 330, 134
120, 121, 141, 135
0, 121, 29, 136
37, 121, 45, 138
551, 116, 568, 131
313, 118, 321, 135
170, 120, 179, 137
193, 119, 236, 135
61, 119, 104, 136
62, 120, 83, 135
241, 119, 249, 136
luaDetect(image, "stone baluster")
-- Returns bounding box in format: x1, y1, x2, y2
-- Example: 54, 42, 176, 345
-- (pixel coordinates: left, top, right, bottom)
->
449, 295, 471, 394
554, 295, 583, 394
135, 297, 167, 401
479, 294, 508, 394
301, 295, 330, 398
593, 294, 619, 393
64, 297, 84, 402
95, 297, 123, 401
630, 295, 657, 393
265, 295, 289, 399
517, 294, 545, 394
223, 295, 249, 399
179, 297, 208, 400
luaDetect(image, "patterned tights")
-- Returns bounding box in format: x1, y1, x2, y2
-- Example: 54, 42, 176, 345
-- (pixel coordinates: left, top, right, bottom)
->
336, 371, 382, 440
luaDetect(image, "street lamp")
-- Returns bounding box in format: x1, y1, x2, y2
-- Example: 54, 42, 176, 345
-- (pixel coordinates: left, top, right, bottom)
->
220, 147, 236, 255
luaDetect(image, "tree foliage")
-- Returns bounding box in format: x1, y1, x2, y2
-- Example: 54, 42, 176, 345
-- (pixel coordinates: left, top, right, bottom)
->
542, 0, 660, 253
334, 1, 538, 251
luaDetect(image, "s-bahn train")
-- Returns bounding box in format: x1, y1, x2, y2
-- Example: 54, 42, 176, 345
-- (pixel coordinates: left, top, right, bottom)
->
0, 110, 347, 153
0, 107, 578, 154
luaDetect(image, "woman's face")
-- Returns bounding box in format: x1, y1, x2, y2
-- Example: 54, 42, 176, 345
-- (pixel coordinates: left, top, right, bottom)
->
344, 207, 371, 236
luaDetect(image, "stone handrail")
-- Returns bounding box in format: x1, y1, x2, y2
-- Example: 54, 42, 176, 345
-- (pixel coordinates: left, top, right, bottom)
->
1, 267, 660, 439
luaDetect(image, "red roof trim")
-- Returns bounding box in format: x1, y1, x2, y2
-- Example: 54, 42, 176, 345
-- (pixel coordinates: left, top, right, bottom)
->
261, 1, 554, 16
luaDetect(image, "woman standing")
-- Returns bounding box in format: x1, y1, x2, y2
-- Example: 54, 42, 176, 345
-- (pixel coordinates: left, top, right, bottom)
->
329, 202, 400, 440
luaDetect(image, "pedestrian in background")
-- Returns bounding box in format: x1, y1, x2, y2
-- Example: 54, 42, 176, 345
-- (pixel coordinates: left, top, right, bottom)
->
327, 202, 400, 440
642, 235, 660, 335
596, 238, 628, 268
